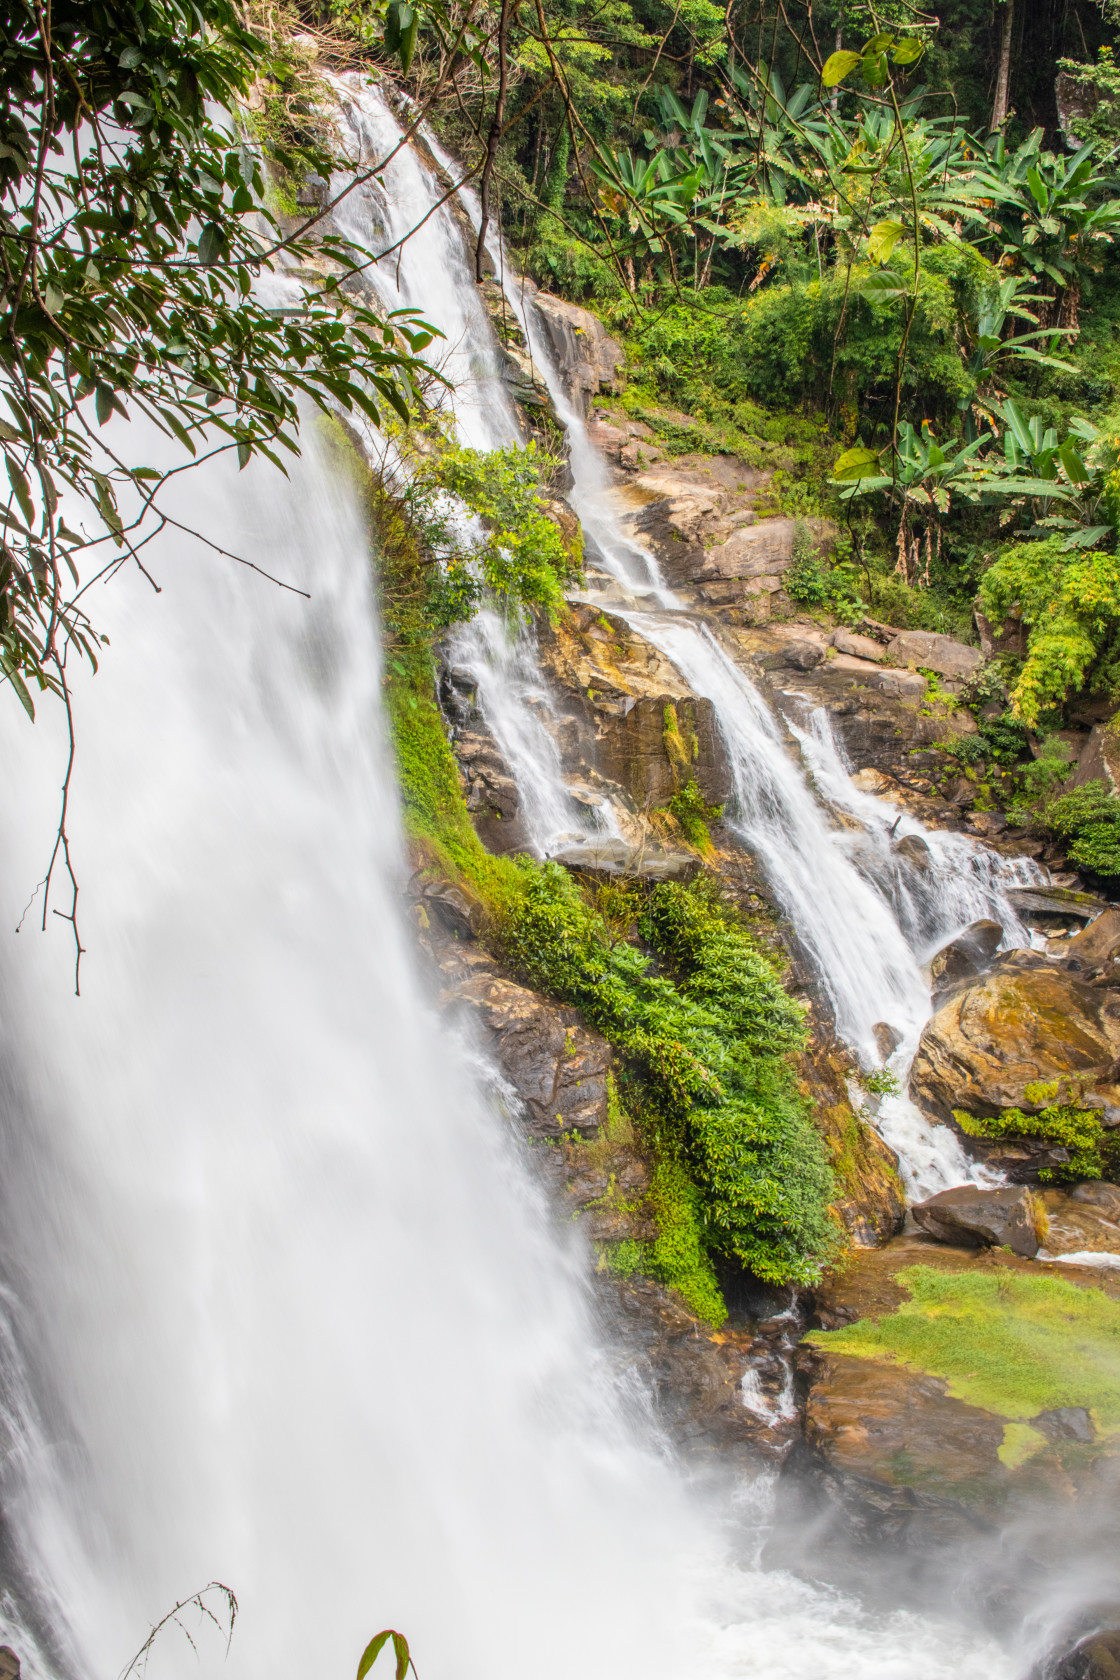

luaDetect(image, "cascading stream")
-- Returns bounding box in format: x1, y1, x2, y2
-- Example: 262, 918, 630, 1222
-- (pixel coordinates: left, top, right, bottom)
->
330, 76, 609, 858
481, 249, 1043, 1195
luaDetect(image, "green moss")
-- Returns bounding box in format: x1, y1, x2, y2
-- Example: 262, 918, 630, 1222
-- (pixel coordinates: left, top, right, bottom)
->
666, 779, 723, 854
646, 1160, 727, 1325
386, 649, 522, 914
808, 1266, 1120, 1433
952, 1099, 1107, 1183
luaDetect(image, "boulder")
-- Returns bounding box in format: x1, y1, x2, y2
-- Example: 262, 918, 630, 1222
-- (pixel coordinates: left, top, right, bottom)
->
1008, 885, 1111, 923
874, 1021, 903, 1059
421, 880, 482, 940
895, 833, 933, 869
885, 630, 984, 681
928, 919, 1003, 992
910, 965, 1120, 1136
761, 638, 825, 672
832, 629, 885, 663
550, 838, 701, 881
1069, 717, 1120, 796
1048, 1630, 1120, 1680
531, 292, 624, 411
912, 1184, 1042, 1257
450, 972, 612, 1137
1070, 1181, 1120, 1217
1066, 909, 1120, 970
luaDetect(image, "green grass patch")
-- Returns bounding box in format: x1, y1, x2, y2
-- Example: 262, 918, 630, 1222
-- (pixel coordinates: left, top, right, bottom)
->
808, 1265, 1120, 1433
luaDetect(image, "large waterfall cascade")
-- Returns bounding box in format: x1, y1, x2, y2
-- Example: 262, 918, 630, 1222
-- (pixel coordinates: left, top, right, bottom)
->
351, 75, 1042, 1198
0, 67, 1042, 1680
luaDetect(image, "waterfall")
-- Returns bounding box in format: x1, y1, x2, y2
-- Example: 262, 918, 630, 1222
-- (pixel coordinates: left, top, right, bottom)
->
329, 77, 611, 858
460, 248, 1040, 1195
0, 318, 1018, 1680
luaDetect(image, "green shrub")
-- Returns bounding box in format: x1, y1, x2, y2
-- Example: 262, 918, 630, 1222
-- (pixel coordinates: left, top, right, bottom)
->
1016, 778, 1120, 879
500, 866, 839, 1286
953, 1092, 1108, 1183
979, 539, 1120, 727
667, 779, 723, 852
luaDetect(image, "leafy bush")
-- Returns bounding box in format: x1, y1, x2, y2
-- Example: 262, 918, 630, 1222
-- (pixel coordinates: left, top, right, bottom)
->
1040, 779, 1120, 880
784, 520, 831, 605
953, 1100, 1106, 1183
667, 780, 723, 852
500, 866, 839, 1287
979, 539, 1120, 726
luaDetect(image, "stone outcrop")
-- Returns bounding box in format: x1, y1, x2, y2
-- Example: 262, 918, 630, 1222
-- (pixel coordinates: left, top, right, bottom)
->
912, 1184, 1043, 1257
537, 605, 732, 813
1063, 909, 1120, 977
530, 291, 624, 412
928, 919, 1003, 993
449, 965, 613, 1138
884, 629, 985, 681
910, 965, 1120, 1159
1070, 716, 1120, 795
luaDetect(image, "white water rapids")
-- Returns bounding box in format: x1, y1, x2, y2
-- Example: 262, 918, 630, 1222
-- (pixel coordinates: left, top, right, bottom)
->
0, 70, 1042, 1680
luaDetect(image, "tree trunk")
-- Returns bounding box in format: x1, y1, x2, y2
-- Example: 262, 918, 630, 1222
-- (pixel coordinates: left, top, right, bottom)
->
990, 0, 1014, 132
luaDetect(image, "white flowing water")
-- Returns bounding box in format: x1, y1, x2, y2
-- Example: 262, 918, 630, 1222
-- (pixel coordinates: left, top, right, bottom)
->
0, 377, 1020, 1680
473, 255, 1042, 1195
329, 77, 608, 857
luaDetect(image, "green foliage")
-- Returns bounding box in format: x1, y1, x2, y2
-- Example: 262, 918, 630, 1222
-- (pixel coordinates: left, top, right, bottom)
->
1056, 48, 1120, 154
808, 1265, 1120, 1436
952, 1100, 1107, 1183
860, 1068, 901, 1097
0, 0, 435, 719
1030, 779, 1120, 880
386, 646, 521, 910
500, 865, 839, 1285
645, 1161, 727, 1324
979, 539, 1120, 726
784, 520, 831, 605
666, 780, 723, 852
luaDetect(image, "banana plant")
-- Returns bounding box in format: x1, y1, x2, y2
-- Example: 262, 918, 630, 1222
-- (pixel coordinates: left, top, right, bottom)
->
964, 275, 1076, 395
969, 131, 1120, 291
966, 399, 1116, 547
832, 422, 986, 513
589, 145, 701, 256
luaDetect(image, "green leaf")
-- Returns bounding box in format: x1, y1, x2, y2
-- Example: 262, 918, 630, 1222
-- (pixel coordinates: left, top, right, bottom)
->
236, 441, 251, 470
866, 219, 905, 264
822, 50, 861, 87
833, 445, 881, 481
6, 456, 35, 528
392, 1632, 410, 1680
892, 37, 925, 64
860, 269, 908, 299
1, 663, 35, 721
95, 384, 115, 426
197, 222, 223, 266
357, 1633, 393, 1680
862, 51, 889, 86
118, 45, 143, 68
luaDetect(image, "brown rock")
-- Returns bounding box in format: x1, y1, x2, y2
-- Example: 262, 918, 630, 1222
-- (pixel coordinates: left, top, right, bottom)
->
910, 965, 1120, 1128
531, 293, 624, 411
912, 1184, 1043, 1257
1069, 716, 1120, 795
832, 630, 886, 663
450, 973, 612, 1137
928, 919, 1003, 991
885, 630, 984, 680
1066, 909, 1120, 970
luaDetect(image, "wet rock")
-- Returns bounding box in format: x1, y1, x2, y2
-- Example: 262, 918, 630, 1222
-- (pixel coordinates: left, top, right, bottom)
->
1033, 1406, 1094, 1444
874, 1022, 903, 1059
831, 629, 885, 662
421, 880, 482, 940
1047, 1629, 1120, 1680
448, 971, 612, 1137
894, 833, 932, 868
910, 966, 1120, 1146
1007, 885, 1111, 922
885, 630, 984, 680
801, 1045, 906, 1245
551, 838, 701, 880
1066, 909, 1120, 971
0, 1650, 18, 1680
928, 919, 1003, 992
1071, 1181, 1120, 1217
912, 1184, 1042, 1257
531, 292, 624, 411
